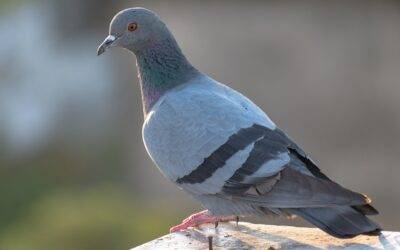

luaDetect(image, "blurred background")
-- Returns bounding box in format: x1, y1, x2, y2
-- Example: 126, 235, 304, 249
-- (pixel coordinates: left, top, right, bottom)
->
1, 0, 399, 249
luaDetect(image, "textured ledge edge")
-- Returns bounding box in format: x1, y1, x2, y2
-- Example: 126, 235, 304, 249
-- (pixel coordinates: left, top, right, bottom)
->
132, 222, 400, 250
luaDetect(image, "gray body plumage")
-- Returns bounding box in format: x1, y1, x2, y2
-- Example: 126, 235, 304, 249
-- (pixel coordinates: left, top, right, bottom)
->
142, 75, 380, 238
98, 7, 381, 238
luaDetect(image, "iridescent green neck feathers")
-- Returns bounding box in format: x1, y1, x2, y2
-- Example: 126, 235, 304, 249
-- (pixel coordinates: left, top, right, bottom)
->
135, 36, 199, 115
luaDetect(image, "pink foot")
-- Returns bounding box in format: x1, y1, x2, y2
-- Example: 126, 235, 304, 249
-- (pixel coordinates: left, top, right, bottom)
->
170, 210, 236, 233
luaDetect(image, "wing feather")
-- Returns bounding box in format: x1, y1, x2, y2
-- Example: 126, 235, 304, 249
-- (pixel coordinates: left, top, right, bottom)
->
228, 168, 370, 208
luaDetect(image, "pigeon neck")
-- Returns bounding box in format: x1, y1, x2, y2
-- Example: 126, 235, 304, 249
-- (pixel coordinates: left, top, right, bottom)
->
135, 37, 199, 115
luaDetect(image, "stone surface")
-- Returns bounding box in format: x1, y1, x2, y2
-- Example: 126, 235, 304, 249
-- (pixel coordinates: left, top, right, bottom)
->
132, 222, 400, 250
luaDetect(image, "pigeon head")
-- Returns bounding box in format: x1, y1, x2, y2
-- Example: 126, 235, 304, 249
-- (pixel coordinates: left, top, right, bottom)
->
97, 8, 170, 55
97, 7, 199, 114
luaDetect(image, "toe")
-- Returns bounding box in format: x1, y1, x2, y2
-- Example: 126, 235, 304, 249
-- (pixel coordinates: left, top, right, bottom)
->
170, 224, 186, 233
182, 214, 194, 223
169, 226, 180, 233
182, 210, 208, 223
170, 220, 194, 233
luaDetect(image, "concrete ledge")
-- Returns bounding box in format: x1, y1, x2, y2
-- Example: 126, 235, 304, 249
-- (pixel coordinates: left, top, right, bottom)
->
132, 222, 400, 249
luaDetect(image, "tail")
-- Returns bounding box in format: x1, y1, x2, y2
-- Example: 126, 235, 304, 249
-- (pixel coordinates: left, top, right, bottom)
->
287, 206, 381, 238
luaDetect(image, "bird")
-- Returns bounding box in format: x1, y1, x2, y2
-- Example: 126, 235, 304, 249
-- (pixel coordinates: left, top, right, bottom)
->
97, 7, 381, 238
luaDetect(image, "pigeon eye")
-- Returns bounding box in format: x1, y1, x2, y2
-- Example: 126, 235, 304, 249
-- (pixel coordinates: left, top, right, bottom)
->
127, 22, 138, 32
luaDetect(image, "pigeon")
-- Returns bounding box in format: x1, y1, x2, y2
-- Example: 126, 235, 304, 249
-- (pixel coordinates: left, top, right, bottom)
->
97, 7, 381, 238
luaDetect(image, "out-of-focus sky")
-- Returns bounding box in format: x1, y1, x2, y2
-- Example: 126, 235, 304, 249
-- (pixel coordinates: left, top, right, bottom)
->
1, 0, 399, 249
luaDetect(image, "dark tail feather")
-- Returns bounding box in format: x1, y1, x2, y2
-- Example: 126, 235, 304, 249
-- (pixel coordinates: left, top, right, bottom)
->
287, 206, 381, 239
352, 204, 379, 216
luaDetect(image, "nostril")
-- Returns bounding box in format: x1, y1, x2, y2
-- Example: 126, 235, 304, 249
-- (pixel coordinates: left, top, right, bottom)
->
104, 35, 117, 45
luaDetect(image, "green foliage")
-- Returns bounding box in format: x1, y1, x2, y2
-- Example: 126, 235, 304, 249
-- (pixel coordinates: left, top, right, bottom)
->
0, 186, 176, 250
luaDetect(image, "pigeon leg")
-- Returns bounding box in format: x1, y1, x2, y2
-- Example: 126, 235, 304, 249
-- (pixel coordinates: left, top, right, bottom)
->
170, 210, 236, 233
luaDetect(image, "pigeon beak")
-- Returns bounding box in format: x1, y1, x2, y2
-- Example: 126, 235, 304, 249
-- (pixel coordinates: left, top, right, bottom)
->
97, 35, 117, 56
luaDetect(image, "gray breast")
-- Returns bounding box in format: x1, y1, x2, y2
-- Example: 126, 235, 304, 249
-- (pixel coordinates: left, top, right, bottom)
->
142, 80, 276, 184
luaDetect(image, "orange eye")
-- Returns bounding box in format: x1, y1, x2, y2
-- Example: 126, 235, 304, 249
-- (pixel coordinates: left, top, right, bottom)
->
127, 22, 138, 32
